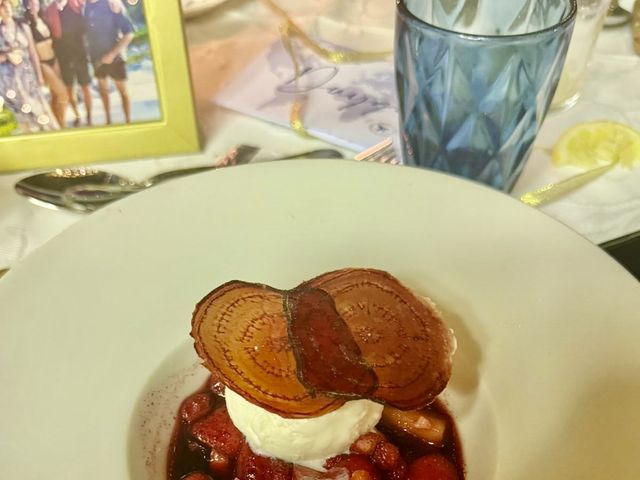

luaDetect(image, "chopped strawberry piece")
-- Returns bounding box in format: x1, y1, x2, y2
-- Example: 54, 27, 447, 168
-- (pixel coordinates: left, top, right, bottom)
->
191, 406, 244, 457
350, 432, 384, 456
292, 465, 350, 480
235, 442, 293, 480
178, 472, 213, 480
186, 438, 208, 456
406, 455, 459, 480
324, 454, 382, 480
208, 447, 231, 476
180, 393, 213, 424
387, 460, 407, 480
371, 441, 401, 471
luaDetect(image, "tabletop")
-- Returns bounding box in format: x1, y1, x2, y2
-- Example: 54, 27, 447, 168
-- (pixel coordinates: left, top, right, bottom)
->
0, 0, 639, 279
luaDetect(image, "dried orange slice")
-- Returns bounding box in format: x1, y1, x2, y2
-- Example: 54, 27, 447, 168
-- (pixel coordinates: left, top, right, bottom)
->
191, 281, 343, 418
303, 269, 455, 410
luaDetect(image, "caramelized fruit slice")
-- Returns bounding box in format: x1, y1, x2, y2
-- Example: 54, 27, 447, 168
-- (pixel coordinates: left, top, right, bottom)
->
380, 405, 446, 446
191, 281, 343, 418
303, 268, 455, 410
284, 286, 378, 398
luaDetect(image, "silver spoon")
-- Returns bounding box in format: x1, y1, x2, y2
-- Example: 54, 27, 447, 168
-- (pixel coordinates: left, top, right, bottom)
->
16, 146, 344, 212
14, 145, 259, 212
63, 148, 344, 211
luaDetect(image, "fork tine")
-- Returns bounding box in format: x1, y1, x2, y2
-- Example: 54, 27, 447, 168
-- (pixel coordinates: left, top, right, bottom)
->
367, 143, 391, 160
375, 148, 396, 163
372, 145, 396, 163
354, 137, 394, 162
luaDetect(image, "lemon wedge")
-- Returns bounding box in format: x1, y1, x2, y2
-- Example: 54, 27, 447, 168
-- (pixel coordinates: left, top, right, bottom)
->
551, 121, 640, 169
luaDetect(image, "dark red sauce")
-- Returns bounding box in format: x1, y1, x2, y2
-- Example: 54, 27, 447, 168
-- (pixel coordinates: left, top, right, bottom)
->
168, 376, 464, 480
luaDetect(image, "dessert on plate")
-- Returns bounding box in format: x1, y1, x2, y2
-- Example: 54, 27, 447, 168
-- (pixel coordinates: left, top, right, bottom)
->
168, 268, 463, 480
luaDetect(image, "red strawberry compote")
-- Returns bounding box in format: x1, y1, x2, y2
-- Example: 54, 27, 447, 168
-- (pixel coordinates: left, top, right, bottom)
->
167, 377, 464, 480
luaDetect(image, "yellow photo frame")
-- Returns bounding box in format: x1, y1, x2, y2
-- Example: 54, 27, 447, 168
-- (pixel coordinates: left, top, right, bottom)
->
0, 0, 200, 172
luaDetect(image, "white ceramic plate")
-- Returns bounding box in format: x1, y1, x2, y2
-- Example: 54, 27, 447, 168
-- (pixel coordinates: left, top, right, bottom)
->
181, 0, 228, 18
1, 160, 639, 479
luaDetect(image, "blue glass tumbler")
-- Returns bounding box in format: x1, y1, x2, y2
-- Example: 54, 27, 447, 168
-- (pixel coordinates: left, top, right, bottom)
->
395, 0, 577, 191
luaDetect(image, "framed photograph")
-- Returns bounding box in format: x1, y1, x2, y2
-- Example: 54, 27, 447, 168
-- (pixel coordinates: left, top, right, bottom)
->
0, 0, 200, 172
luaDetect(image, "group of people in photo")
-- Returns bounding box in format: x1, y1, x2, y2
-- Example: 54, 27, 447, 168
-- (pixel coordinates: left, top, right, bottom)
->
0, 0, 135, 135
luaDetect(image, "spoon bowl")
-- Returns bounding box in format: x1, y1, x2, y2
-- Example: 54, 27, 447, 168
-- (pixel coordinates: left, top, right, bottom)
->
14, 168, 135, 212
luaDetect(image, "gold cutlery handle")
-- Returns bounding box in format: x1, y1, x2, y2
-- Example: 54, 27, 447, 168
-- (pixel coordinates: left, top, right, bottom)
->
519, 163, 615, 207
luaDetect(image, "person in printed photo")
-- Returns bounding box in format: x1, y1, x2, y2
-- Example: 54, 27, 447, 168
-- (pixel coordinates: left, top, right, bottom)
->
22, 0, 68, 128
84, 0, 133, 124
46, 0, 92, 126
0, 0, 59, 133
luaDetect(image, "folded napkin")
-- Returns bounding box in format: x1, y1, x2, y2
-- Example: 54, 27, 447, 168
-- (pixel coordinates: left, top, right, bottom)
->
514, 148, 640, 244
0, 171, 82, 269
512, 46, 640, 244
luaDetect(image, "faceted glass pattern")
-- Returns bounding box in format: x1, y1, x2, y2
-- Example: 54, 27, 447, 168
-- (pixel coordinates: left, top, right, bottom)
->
395, 0, 577, 191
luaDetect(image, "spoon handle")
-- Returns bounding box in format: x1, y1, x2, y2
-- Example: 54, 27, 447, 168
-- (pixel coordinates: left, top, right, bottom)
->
63, 145, 262, 206
145, 145, 260, 185
64, 164, 228, 204
62, 147, 344, 210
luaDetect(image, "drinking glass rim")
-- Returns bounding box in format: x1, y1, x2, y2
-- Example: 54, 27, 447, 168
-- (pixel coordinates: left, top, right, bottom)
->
396, 0, 577, 40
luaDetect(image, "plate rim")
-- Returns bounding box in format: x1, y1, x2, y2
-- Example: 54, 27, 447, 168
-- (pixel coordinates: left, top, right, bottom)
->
1, 160, 639, 479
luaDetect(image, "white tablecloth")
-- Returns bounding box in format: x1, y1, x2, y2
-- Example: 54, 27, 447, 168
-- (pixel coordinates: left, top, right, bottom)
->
1, 0, 639, 270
